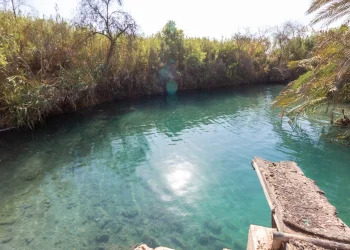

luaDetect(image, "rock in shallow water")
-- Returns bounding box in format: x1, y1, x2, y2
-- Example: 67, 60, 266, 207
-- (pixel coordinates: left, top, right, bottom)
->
0, 235, 13, 244
0, 215, 17, 226
95, 234, 109, 243
233, 241, 245, 250
66, 202, 77, 209
141, 234, 160, 248
213, 241, 228, 250
25, 237, 34, 245
204, 220, 222, 234
98, 217, 111, 229
169, 236, 186, 249
121, 208, 139, 218
197, 235, 210, 246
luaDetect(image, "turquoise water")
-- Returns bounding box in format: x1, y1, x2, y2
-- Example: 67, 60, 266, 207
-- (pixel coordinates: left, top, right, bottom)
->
0, 85, 349, 250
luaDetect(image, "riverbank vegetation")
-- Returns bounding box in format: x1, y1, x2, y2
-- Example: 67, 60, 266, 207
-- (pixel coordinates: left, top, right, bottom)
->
0, 0, 349, 135
274, 0, 350, 142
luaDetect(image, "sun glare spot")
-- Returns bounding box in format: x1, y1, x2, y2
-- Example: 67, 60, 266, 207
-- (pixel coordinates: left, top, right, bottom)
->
166, 161, 194, 196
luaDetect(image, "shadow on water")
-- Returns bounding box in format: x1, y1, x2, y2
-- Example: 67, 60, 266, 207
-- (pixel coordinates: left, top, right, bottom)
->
0, 84, 349, 250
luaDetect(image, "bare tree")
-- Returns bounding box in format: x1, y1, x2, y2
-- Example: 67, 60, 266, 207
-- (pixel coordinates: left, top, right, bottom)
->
76, 0, 137, 67
0, 0, 30, 20
272, 21, 308, 64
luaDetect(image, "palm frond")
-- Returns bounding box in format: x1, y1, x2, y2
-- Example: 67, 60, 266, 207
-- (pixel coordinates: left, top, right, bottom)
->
307, 0, 334, 14
307, 0, 350, 25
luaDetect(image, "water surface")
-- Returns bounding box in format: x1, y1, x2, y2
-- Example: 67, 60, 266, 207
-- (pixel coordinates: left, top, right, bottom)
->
0, 85, 349, 250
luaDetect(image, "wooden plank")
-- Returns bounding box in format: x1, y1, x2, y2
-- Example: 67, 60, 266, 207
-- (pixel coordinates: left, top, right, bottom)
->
247, 225, 280, 250
252, 157, 350, 243
252, 158, 286, 232
274, 232, 350, 250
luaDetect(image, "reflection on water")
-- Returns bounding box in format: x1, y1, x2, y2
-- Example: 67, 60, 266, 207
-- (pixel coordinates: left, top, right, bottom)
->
167, 163, 193, 193
0, 85, 349, 250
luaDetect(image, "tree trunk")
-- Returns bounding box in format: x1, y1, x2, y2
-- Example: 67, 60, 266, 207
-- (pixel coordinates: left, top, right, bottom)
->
106, 40, 115, 67
11, 0, 17, 20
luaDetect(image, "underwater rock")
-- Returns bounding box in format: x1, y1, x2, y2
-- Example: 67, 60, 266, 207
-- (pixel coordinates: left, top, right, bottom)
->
130, 228, 139, 236
66, 202, 77, 209
19, 158, 43, 181
95, 234, 110, 243
205, 220, 222, 234
118, 234, 127, 242
233, 241, 245, 250
98, 217, 112, 229
225, 221, 239, 232
209, 232, 228, 243
25, 237, 34, 245
169, 236, 186, 249
141, 234, 160, 248
142, 218, 150, 225
116, 224, 123, 233
92, 202, 101, 207
197, 235, 210, 246
22, 203, 32, 209
105, 220, 122, 233
94, 216, 102, 223
0, 235, 13, 244
54, 240, 62, 246
22, 171, 39, 181
90, 209, 106, 223
170, 221, 184, 234
213, 241, 227, 250
0, 215, 17, 226
20, 188, 32, 196
43, 200, 51, 208
197, 232, 229, 246
135, 227, 144, 236
121, 208, 139, 218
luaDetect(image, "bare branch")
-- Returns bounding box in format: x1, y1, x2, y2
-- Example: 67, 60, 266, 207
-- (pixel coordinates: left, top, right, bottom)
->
76, 0, 137, 66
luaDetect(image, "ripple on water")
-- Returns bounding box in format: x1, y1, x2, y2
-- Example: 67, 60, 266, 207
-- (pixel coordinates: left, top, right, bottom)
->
0, 85, 349, 250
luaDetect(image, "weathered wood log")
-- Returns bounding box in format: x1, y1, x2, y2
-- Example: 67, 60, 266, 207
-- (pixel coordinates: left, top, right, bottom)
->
274, 232, 350, 250
252, 158, 286, 232
247, 225, 281, 250
252, 157, 350, 243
